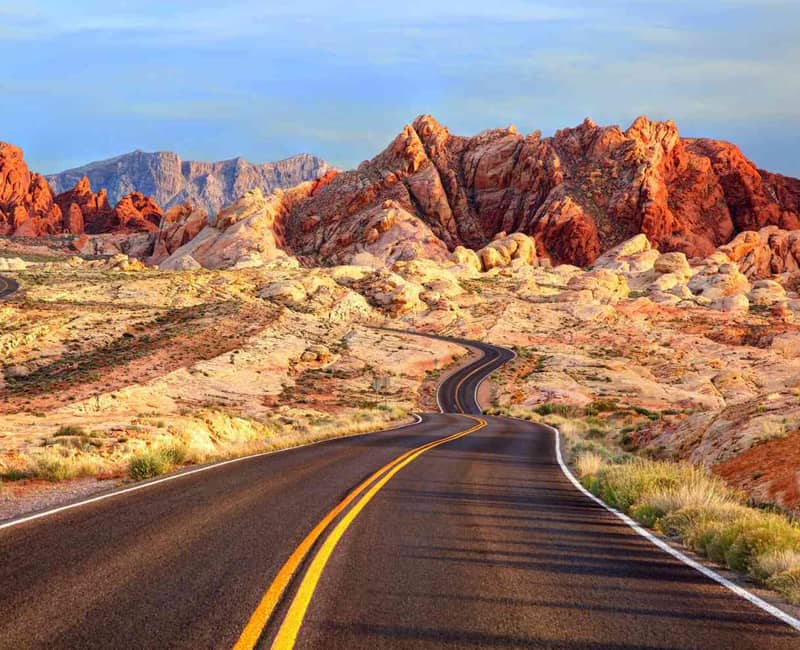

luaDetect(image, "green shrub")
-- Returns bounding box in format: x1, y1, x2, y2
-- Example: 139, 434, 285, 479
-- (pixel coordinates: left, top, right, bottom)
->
55, 425, 86, 437
631, 406, 661, 420
584, 398, 619, 416
631, 503, 666, 528
160, 444, 187, 466
128, 451, 170, 480
534, 402, 581, 417
587, 458, 800, 602
127, 443, 192, 481
0, 469, 29, 481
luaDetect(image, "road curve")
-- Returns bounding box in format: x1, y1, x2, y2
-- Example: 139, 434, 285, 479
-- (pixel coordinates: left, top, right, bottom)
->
0, 274, 19, 300
0, 335, 798, 649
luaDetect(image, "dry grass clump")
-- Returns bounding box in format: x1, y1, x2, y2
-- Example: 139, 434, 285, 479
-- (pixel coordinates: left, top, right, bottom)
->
127, 444, 188, 480
576, 454, 800, 603
1, 448, 112, 482
575, 452, 604, 479
2, 405, 413, 488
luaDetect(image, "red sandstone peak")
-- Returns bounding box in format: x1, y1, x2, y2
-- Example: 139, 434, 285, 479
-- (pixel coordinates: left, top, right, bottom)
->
74, 176, 92, 195
0, 141, 174, 237
0, 141, 62, 236
274, 115, 800, 266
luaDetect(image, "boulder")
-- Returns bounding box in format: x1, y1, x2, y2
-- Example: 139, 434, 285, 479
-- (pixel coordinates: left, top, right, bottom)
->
566, 269, 629, 303
710, 293, 750, 313
688, 263, 751, 301
449, 246, 482, 274
654, 252, 692, 277
159, 253, 202, 271
475, 233, 537, 272
748, 279, 787, 308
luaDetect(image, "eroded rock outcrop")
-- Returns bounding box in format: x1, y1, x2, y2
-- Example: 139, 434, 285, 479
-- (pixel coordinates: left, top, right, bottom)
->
718, 227, 800, 279
0, 143, 171, 238
276, 116, 800, 267
0, 143, 63, 236
53, 178, 163, 234
157, 188, 294, 270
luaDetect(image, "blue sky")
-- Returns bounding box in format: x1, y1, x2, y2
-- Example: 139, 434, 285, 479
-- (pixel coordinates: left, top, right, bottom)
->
2, 1, 799, 175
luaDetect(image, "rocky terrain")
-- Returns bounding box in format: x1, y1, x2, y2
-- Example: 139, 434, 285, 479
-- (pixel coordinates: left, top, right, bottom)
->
3, 115, 800, 528
6, 114, 800, 273
2, 224, 800, 520
47, 150, 332, 217
133, 115, 800, 270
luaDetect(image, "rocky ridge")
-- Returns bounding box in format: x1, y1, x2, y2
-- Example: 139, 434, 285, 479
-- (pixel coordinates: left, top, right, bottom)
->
205, 114, 798, 268
47, 150, 332, 217
1, 144, 169, 238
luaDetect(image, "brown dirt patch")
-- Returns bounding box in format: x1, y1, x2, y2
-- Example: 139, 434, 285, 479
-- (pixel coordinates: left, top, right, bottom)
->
714, 430, 800, 511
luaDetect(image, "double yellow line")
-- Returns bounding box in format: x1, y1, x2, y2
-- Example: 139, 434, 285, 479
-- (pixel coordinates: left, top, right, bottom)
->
233, 416, 487, 650
452, 348, 499, 413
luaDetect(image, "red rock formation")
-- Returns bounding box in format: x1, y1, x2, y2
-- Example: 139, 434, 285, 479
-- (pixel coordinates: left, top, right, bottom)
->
281, 115, 800, 266
0, 143, 63, 236
54, 178, 162, 234
108, 192, 162, 232
0, 143, 171, 238
718, 227, 800, 279
6, 121, 800, 270
53, 176, 112, 233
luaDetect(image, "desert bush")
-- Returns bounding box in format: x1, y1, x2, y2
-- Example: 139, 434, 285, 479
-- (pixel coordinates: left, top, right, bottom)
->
54, 425, 86, 437
582, 458, 800, 599
32, 454, 73, 482
767, 568, 800, 604
751, 549, 800, 582
22, 450, 108, 482
128, 450, 171, 480
159, 443, 188, 466
534, 402, 582, 417
584, 398, 619, 415
575, 452, 604, 479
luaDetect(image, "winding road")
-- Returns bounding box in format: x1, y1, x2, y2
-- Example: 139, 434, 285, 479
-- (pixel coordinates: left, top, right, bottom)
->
0, 274, 19, 300
0, 335, 798, 649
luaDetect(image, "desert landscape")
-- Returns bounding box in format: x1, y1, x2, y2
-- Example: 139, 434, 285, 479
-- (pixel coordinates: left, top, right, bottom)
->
5, 3, 800, 647
2, 113, 800, 616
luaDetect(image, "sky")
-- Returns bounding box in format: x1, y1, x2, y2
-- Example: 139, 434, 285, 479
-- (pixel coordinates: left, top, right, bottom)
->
1, 1, 799, 175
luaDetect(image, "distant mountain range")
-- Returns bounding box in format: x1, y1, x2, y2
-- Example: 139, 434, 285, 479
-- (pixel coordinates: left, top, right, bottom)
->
46, 150, 332, 217
4, 114, 799, 267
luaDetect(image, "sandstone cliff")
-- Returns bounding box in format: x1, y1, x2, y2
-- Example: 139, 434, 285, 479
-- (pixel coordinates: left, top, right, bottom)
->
276, 115, 800, 266
1, 144, 167, 237
0, 143, 64, 236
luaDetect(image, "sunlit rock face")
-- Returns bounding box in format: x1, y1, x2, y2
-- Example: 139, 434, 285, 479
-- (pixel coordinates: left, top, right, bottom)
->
273, 115, 800, 267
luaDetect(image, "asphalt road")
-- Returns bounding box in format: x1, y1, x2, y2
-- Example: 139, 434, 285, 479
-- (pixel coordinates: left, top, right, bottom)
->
0, 274, 19, 300
0, 335, 798, 649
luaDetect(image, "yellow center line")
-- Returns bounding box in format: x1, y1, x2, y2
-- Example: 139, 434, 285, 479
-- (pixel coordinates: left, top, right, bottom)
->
453, 351, 498, 413
232, 416, 486, 650
268, 416, 486, 650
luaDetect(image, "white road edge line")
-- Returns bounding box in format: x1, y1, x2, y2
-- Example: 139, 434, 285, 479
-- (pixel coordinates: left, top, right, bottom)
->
426, 333, 799, 632
0, 414, 424, 532
545, 421, 800, 633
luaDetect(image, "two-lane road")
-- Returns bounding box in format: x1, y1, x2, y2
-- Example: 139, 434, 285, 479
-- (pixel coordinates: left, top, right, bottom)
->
0, 335, 798, 649
0, 274, 19, 300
